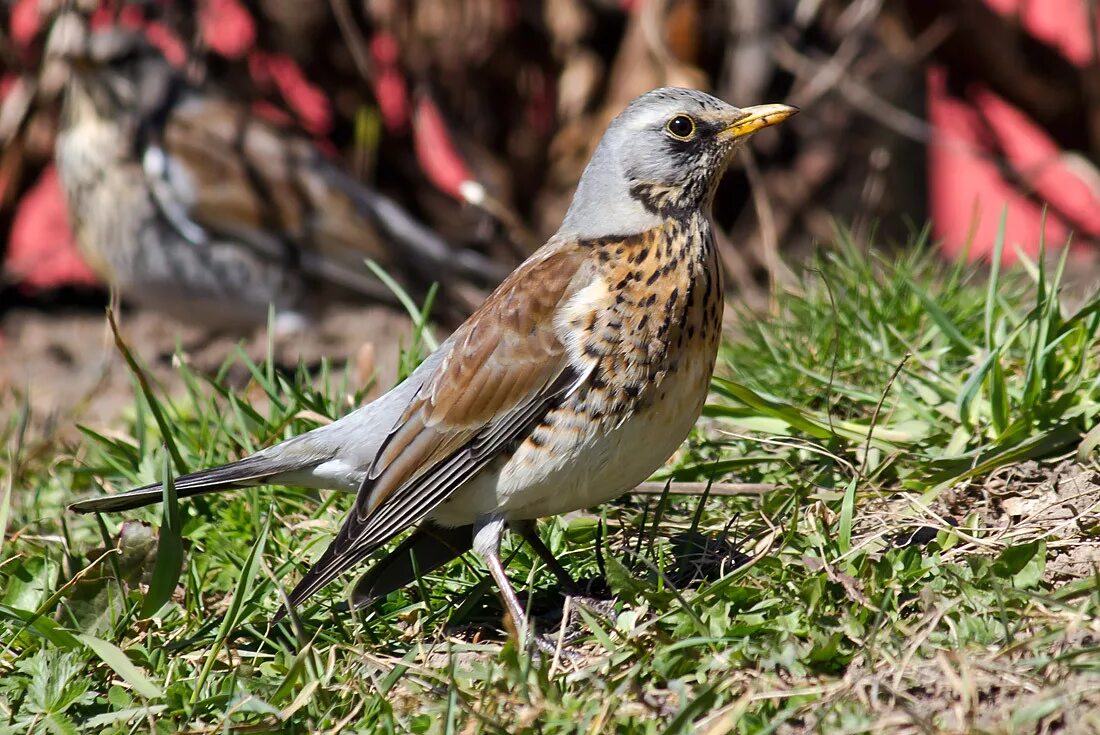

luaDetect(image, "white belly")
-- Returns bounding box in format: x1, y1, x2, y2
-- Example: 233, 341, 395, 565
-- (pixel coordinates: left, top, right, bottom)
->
428, 355, 711, 526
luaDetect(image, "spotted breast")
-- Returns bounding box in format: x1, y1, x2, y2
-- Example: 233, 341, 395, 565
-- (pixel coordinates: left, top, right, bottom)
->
430, 211, 723, 526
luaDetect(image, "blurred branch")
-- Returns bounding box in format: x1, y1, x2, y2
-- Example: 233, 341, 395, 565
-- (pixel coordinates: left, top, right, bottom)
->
775, 38, 930, 142
329, 0, 374, 84
741, 148, 797, 296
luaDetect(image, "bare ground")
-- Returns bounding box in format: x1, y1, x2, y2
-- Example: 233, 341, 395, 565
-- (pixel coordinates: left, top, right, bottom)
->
0, 297, 414, 439
832, 460, 1100, 733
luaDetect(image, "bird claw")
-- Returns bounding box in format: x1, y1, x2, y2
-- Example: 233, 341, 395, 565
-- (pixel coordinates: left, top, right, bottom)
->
569, 595, 618, 624
529, 631, 585, 664
523, 593, 619, 665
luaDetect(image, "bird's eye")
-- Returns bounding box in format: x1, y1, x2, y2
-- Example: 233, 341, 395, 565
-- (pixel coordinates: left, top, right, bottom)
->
665, 114, 696, 140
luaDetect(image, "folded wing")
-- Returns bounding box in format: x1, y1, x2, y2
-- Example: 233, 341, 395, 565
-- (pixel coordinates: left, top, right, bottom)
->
147, 96, 498, 306
274, 243, 594, 618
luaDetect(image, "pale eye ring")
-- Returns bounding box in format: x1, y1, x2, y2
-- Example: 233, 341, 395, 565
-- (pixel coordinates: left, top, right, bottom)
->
665, 114, 696, 140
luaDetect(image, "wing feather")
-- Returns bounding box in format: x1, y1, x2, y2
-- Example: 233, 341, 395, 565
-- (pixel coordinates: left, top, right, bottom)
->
151, 96, 492, 302
273, 244, 592, 618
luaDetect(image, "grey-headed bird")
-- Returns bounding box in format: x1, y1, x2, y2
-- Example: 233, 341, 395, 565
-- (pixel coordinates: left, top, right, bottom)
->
70, 88, 797, 643
47, 14, 496, 332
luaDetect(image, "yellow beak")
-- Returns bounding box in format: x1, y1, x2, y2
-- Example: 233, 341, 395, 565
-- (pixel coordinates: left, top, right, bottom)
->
719, 103, 799, 139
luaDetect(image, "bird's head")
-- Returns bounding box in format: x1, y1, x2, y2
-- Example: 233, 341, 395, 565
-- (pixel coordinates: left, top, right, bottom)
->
561, 87, 797, 238
46, 14, 175, 129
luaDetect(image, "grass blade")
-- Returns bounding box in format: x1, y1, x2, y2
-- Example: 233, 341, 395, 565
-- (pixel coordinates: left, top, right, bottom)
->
106, 308, 186, 475
192, 506, 272, 700
364, 259, 438, 351
984, 207, 1007, 350
79, 633, 164, 700
140, 451, 183, 618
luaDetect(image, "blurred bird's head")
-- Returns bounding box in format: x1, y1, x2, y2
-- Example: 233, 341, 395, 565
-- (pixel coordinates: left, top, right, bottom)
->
560, 87, 797, 239
45, 14, 175, 128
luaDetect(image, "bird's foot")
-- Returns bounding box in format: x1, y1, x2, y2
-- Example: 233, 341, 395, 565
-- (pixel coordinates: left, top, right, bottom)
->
564, 595, 618, 630
530, 630, 585, 664
526, 594, 618, 664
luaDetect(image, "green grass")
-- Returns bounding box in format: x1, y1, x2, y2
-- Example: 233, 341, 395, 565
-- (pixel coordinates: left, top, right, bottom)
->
2, 231, 1100, 733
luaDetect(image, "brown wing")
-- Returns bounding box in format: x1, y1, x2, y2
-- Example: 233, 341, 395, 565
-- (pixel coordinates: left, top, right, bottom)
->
274, 243, 594, 616
153, 96, 470, 301
163, 98, 385, 254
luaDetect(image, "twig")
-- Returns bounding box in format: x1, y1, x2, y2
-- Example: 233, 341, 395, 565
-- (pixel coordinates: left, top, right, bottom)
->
859, 352, 911, 481
549, 595, 571, 677
330, 0, 375, 85
742, 148, 797, 298
632, 482, 776, 496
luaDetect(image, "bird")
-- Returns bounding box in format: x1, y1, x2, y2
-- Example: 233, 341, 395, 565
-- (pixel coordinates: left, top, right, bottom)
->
70, 86, 797, 645
45, 14, 498, 334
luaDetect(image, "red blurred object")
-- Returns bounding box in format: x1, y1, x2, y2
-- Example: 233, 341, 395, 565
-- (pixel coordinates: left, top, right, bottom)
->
88, 5, 188, 64
371, 32, 409, 132
144, 21, 187, 66
199, 0, 256, 59
89, 3, 145, 31
11, 0, 41, 50
249, 51, 333, 136
413, 94, 475, 201
929, 0, 1100, 262
5, 167, 99, 291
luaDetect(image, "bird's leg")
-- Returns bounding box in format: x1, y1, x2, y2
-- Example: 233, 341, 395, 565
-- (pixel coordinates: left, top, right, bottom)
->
511, 519, 583, 596
474, 516, 532, 642
475, 517, 573, 657
513, 519, 615, 638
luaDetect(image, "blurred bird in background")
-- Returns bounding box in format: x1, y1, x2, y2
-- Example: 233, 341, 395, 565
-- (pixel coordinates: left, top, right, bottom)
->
44, 13, 501, 334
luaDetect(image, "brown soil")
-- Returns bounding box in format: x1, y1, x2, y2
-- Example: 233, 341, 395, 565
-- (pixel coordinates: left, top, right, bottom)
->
0, 300, 415, 439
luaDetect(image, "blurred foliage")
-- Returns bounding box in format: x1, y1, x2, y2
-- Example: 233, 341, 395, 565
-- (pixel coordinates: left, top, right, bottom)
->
3, 0, 1098, 304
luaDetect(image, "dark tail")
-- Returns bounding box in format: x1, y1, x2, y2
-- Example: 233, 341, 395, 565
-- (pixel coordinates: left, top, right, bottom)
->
68, 453, 319, 514
351, 522, 473, 606
270, 522, 472, 624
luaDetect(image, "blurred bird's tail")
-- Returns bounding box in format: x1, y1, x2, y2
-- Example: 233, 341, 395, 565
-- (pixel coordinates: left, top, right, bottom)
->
68, 450, 329, 514
325, 167, 509, 285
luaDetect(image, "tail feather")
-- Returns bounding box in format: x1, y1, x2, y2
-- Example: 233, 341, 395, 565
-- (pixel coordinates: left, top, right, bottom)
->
271, 532, 381, 623
68, 453, 321, 514
352, 523, 473, 606
271, 522, 472, 624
